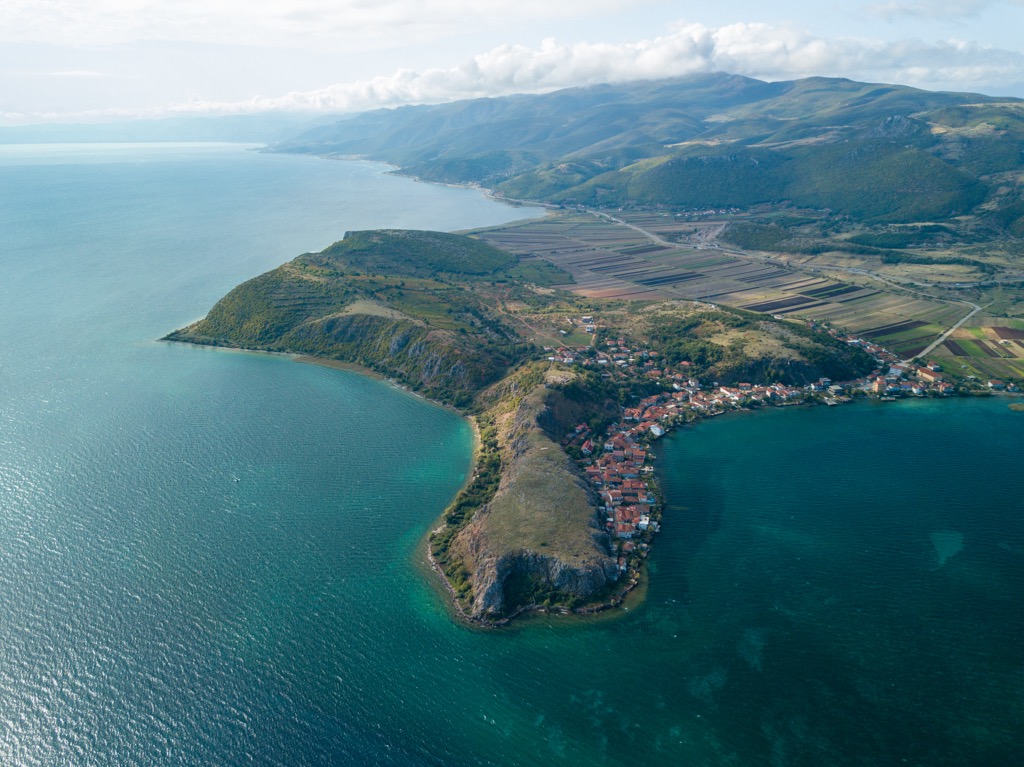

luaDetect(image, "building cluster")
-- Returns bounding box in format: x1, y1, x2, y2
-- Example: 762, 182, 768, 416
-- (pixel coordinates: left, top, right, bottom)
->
551, 314, 1019, 400
553, 313, 1021, 577
867, 364, 958, 397
569, 427, 657, 573
554, 319, 814, 577
840, 336, 1022, 396
587, 337, 670, 381
835, 336, 957, 397
552, 313, 1007, 577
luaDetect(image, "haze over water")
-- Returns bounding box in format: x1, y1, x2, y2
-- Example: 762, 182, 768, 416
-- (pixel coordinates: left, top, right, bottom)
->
0, 144, 1020, 766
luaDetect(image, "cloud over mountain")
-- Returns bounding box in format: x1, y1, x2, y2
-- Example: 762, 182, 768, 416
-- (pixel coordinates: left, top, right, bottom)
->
189, 23, 1024, 115
3, 7, 1022, 122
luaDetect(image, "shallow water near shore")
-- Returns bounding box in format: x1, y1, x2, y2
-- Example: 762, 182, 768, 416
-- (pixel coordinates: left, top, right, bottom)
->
1, 143, 1021, 766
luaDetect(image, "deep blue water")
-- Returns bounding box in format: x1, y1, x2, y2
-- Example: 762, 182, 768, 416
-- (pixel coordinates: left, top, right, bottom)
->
1, 143, 1021, 766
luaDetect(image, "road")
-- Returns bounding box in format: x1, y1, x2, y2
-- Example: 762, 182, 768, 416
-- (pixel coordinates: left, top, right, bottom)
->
590, 210, 679, 249
904, 301, 984, 365
583, 208, 988, 366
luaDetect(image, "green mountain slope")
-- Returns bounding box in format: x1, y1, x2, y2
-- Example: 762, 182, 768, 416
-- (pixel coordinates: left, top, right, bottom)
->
274, 73, 1024, 227
163, 230, 528, 407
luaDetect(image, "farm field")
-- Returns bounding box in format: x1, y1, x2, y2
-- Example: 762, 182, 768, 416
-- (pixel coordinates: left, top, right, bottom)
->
935, 320, 1024, 378
474, 212, 974, 359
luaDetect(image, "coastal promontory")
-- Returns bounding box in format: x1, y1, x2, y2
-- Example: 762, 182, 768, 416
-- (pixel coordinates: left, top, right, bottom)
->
166, 228, 876, 623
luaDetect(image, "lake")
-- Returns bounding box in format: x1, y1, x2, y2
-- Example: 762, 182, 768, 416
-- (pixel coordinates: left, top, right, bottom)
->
0, 143, 1020, 766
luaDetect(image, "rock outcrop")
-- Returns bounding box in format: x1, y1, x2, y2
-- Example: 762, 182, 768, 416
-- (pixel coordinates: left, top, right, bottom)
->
452, 383, 618, 620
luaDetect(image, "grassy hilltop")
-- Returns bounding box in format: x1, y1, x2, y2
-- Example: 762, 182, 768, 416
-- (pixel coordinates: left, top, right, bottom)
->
166, 230, 533, 408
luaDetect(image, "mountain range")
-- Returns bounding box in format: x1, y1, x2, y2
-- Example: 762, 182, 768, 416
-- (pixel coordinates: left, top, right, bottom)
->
274, 73, 1024, 231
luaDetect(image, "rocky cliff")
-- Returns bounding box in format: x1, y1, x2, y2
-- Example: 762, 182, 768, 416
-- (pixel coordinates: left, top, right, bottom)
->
451, 382, 618, 619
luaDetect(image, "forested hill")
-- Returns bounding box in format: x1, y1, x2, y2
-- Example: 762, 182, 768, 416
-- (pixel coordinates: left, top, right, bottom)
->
273, 73, 1024, 229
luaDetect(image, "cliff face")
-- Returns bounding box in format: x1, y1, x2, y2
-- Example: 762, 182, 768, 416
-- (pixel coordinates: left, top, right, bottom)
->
462, 540, 618, 619
169, 307, 501, 407
282, 313, 500, 406
452, 383, 618, 619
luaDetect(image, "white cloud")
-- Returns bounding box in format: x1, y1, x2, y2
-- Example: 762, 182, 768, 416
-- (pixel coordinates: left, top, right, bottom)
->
5, 19, 1022, 123
163, 23, 1024, 115
0, 0, 643, 49
864, 0, 1024, 19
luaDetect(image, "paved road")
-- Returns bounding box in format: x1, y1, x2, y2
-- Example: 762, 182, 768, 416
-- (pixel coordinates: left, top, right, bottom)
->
904, 301, 984, 365
589, 210, 678, 249
584, 209, 989, 365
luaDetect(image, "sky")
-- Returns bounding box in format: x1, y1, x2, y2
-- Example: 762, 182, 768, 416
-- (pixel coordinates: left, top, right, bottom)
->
2, 0, 1024, 123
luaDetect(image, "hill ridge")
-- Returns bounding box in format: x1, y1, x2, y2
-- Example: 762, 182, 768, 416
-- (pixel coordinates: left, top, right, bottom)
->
273, 72, 1024, 230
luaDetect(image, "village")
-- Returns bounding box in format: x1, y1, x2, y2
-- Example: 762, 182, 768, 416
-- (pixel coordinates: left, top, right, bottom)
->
544, 310, 1019, 583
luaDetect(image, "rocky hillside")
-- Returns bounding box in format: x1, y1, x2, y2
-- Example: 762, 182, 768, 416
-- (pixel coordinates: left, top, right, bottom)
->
635, 303, 876, 386
448, 376, 619, 620
163, 230, 527, 407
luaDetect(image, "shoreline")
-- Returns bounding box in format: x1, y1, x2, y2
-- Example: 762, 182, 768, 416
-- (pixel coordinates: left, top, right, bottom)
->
295, 353, 478, 415
168, 154, 1023, 626
165, 338, 1021, 629
423, 530, 649, 630
421, 417, 486, 629
163, 337, 471, 417
284, 148, 553, 216
293, 354, 386, 380
163, 336, 537, 627
166, 337, 511, 626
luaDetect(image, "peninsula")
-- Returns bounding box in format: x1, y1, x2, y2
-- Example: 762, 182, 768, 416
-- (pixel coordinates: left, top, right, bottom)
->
168, 73, 1024, 623
165, 228, 877, 623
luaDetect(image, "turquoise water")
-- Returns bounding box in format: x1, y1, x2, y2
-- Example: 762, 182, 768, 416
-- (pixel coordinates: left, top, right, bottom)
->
1, 144, 1021, 766
653, 401, 1024, 765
